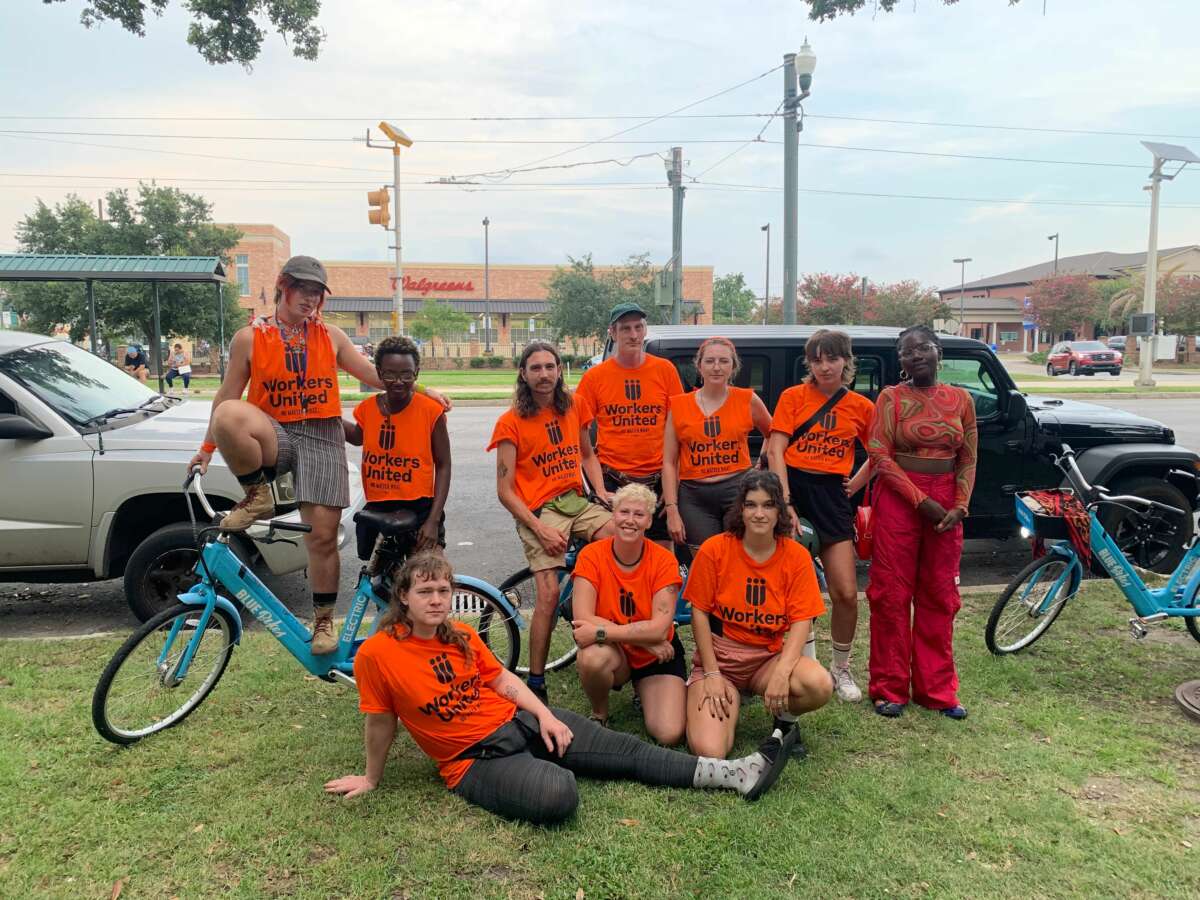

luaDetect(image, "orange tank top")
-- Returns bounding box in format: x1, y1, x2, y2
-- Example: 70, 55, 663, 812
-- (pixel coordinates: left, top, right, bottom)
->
247, 317, 341, 422
670, 386, 755, 480
354, 394, 444, 502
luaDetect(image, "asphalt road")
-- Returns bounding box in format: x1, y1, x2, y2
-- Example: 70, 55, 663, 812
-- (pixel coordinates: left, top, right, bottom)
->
4, 394, 1199, 639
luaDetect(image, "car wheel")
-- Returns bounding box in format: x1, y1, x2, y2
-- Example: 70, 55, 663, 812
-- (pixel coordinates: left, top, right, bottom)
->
1068, 361, 1078, 376
1111, 369, 1122, 376
123, 522, 255, 622
1046, 363, 1056, 377
1085, 371, 1095, 376
1096, 477, 1194, 575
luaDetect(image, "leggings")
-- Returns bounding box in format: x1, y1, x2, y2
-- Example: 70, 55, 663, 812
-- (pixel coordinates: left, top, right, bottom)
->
452, 708, 697, 824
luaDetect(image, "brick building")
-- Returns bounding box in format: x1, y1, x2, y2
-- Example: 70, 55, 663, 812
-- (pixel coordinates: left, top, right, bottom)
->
936, 245, 1200, 352
223, 223, 714, 357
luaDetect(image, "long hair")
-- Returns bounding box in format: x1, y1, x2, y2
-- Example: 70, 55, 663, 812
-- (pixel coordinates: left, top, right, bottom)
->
722, 470, 792, 539
804, 328, 856, 386
378, 552, 472, 661
513, 340, 572, 418
273, 273, 325, 320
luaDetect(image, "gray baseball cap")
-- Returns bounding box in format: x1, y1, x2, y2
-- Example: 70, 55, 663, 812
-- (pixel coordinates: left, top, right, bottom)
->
280, 255, 330, 293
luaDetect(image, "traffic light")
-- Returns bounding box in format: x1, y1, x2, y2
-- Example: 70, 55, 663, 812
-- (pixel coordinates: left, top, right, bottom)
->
367, 187, 391, 229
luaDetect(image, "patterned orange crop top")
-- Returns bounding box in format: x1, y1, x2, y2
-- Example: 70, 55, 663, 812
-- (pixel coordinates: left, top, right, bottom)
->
867, 383, 978, 511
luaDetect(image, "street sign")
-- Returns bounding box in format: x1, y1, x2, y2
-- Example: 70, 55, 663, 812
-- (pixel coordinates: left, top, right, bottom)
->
1023, 321, 1036, 331
1129, 313, 1156, 337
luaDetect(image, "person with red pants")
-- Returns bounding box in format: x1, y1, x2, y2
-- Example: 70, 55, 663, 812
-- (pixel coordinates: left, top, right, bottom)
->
866, 325, 977, 720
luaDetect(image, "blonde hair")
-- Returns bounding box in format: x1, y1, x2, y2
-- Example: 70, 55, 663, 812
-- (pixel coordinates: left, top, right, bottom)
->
694, 336, 741, 380
612, 482, 657, 515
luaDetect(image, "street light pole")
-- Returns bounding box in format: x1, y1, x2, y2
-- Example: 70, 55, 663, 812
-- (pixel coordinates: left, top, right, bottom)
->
664, 147, 684, 325
782, 40, 816, 326
953, 257, 972, 336
1137, 159, 1165, 388
367, 122, 413, 336
1048, 233, 1059, 274
483, 216, 491, 354
761, 223, 770, 325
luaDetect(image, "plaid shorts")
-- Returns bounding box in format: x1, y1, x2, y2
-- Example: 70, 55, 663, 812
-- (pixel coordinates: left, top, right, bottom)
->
271, 416, 351, 509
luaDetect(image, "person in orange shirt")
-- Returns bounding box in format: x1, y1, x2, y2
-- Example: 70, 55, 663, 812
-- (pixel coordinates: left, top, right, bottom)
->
574, 303, 684, 544
325, 552, 798, 824
662, 336, 772, 551
684, 470, 832, 760
488, 341, 615, 703
188, 256, 449, 657
767, 329, 875, 704
343, 336, 450, 562
571, 483, 686, 744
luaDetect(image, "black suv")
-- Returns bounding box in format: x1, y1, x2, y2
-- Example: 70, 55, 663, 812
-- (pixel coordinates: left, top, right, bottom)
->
637, 325, 1199, 572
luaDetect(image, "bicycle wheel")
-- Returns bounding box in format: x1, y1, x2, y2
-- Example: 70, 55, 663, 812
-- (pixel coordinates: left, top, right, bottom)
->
985, 553, 1081, 655
92, 603, 237, 745
451, 580, 519, 671
497, 567, 579, 674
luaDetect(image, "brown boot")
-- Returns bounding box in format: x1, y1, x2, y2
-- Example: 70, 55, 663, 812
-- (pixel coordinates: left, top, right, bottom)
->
219, 480, 275, 531
311, 606, 338, 655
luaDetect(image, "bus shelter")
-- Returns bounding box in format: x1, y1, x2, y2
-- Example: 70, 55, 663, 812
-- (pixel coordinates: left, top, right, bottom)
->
0, 254, 228, 391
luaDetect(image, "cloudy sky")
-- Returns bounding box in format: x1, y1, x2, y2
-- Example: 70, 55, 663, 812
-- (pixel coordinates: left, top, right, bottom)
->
2, 1, 1199, 293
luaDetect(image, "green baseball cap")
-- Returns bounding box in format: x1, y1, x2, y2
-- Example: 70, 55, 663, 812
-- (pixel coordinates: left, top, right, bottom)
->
280, 255, 330, 293
608, 302, 647, 325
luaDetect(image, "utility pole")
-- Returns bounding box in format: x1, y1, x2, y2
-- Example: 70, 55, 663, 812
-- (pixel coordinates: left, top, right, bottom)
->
665, 147, 684, 325
367, 122, 413, 336
782, 40, 816, 326
1137, 159, 1165, 388
1048, 233, 1059, 273
482, 217, 491, 353
953, 257, 972, 336
761, 223, 770, 325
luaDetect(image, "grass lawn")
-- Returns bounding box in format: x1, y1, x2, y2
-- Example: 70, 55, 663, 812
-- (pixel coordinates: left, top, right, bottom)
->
2, 585, 1197, 898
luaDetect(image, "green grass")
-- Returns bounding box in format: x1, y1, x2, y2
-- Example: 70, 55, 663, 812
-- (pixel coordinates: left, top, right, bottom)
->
2, 586, 1198, 898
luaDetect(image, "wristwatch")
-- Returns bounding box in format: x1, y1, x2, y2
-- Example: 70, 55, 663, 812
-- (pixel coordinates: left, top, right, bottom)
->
595, 627, 607, 645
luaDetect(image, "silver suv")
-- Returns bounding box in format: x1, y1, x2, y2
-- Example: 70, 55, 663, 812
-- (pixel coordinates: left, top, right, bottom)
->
0, 331, 363, 620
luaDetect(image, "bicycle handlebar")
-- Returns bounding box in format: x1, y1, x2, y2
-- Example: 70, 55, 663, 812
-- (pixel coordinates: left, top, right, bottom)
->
1052, 444, 1186, 516
183, 469, 313, 533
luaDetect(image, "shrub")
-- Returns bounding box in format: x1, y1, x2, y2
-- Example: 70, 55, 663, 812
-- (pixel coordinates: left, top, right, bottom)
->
468, 356, 486, 368
487, 355, 505, 368
1028, 351, 1048, 365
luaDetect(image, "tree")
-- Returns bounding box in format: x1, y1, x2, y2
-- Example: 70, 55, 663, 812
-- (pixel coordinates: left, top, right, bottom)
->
803, 0, 1019, 21
43, 1, 324, 66
871, 280, 949, 327
713, 272, 758, 324
1027, 274, 1100, 338
546, 253, 666, 343
9, 184, 245, 353
798, 273, 868, 325
408, 299, 469, 342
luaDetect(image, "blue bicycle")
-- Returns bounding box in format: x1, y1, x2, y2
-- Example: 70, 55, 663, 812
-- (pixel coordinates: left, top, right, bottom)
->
91, 472, 522, 744
985, 443, 1200, 655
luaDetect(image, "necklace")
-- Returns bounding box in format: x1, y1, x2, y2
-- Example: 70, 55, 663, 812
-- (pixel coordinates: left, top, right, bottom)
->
695, 384, 729, 416
612, 539, 645, 569
274, 314, 306, 343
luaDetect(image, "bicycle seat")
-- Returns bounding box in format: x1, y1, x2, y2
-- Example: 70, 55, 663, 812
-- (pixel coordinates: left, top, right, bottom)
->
354, 508, 420, 535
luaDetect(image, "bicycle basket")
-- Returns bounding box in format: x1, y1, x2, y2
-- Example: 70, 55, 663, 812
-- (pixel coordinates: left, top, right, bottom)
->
1015, 491, 1073, 539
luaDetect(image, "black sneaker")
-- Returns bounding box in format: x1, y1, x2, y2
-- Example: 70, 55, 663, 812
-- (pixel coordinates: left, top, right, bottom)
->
743, 727, 798, 802
772, 718, 808, 760
527, 679, 549, 705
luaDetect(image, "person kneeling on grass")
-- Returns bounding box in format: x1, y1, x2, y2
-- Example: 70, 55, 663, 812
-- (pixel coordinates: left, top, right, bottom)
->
570, 482, 687, 743
325, 552, 797, 825
685, 470, 832, 760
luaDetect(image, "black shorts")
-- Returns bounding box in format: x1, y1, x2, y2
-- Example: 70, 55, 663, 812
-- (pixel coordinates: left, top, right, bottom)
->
629, 633, 688, 684
787, 469, 854, 547
355, 497, 445, 561
602, 470, 670, 541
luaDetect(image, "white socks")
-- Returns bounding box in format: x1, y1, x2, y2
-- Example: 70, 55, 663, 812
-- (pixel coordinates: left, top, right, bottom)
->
693, 729, 784, 796
831, 639, 853, 670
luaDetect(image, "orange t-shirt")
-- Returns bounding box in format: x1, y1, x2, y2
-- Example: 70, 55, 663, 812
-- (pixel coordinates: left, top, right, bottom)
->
353, 394, 444, 502
355, 623, 514, 789
670, 387, 755, 481
769, 383, 874, 475
486, 404, 585, 511
572, 538, 683, 668
575, 356, 684, 477
246, 317, 341, 422
684, 533, 825, 652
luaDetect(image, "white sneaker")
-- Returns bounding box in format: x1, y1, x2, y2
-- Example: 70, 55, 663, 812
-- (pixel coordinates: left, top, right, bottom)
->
830, 664, 863, 703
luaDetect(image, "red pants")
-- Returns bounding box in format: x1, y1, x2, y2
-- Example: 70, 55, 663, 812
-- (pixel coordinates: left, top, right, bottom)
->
866, 471, 963, 708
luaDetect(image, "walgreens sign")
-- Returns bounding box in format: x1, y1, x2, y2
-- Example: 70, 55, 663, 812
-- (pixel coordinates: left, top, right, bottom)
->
390, 275, 475, 295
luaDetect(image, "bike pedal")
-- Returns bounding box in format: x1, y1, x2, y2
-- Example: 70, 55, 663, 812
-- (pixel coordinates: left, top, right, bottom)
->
1129, 620, 1149, 640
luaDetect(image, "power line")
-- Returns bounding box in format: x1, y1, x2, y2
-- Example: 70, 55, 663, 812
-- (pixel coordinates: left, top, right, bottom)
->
807, 113, 1200, 141
689, 101, 786, 181
446, 65, 783, 181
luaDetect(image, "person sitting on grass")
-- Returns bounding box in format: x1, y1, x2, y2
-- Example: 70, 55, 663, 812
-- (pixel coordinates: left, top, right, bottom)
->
343, 336, 450, 565
684, 470, 832, 760
325, 552, 798, 825
570, 482, 687, 743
